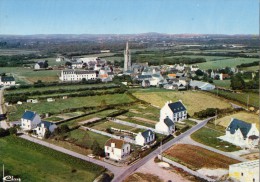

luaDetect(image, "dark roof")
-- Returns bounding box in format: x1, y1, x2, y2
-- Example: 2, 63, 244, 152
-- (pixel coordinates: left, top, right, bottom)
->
164, 117, 174, 127
1, 76, 15, 82
22, 111, 36, 120
141, 129, 154, 138
137, 75, 152, 79
38, 120, 54, 129
227, 118, 252, 138
168, 101, 186, 113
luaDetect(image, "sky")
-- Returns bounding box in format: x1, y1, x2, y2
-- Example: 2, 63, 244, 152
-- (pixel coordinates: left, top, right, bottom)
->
0, 0, 258, 35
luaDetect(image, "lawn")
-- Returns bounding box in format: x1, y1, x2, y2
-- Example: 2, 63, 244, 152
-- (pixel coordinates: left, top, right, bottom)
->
164, 144, 239, 171
190, 127, 241, 152
133, 90, 231, 116
215, 111, 259, 130
91, 121, 134, 131
69, 129, 110, 148
0, 136, 104, 182
7, 94, 134, 121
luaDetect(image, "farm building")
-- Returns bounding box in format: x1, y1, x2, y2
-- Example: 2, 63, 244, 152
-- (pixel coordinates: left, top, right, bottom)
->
59, 70, 96, 81
21, 111, 41, 131
0, 76, 15, 86
160, 100, 187, 122
218, 118, 259, 148
104, 138, 130, 161
229, 160, 259, 182
189, 80, 215, 90
135, 129, 155, 146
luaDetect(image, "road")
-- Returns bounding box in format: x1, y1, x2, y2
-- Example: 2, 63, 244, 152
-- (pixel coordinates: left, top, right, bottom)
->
112, 116, 214, 182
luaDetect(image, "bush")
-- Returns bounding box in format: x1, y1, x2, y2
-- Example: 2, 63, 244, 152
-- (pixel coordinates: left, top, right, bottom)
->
0, 128, 9, 137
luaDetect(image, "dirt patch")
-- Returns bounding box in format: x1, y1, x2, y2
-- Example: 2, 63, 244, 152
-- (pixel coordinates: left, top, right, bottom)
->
124, 172, 163, 182
129, 109, 140, 114
164, 144, 239, 170
132, 116, 157, 124
240, 152, 259, 160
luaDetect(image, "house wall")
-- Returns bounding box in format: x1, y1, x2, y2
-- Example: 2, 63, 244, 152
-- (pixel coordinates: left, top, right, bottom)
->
105, 143, 130, 160
59, 71, 96, 81
229, 165, 259, 182
1, 81, 15, 86
160, 104, 187, 122
34, 64, 40, 70
155, 122, 172, 135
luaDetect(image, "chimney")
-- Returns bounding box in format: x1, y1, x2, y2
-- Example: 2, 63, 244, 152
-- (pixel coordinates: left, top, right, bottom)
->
179, 100, 182, 103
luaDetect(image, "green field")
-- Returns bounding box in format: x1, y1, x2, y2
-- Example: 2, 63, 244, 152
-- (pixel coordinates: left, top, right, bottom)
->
0, 136, 104, 182
190, 127, 241, 152
91, 121, 134, 131
196, 57, 259, 70
213, 80, 231, 88
7, 94, 134, 121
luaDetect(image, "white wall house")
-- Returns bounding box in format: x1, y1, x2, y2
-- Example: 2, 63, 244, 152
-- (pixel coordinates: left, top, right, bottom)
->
229, 160, 259, 182
218, 118, 259, 148
59, 70, 96, 81
0, 76, 15, 86
34, 121, 57, 138
155, 116, 175, 135
105, 138, 130, 161
21, 111, 41, 131
135, 129, 155, 146
160, 101, 187, 122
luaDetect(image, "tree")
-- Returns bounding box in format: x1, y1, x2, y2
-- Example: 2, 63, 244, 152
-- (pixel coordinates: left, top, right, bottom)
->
91, 140, 104, 156
60, 124, 70, 133
230, 74, 245, 90
8, 127, 17, 135
195, 69, 204, 76
44, 129, 52, 139
0, 128, 9, 137
43, 60, 49, 68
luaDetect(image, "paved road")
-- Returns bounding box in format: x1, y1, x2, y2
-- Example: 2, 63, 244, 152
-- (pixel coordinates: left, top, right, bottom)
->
19, 135, 127, 178
112, 116, 215, 182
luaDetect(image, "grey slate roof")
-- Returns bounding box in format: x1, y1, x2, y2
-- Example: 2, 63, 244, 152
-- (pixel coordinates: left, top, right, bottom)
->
168, 101, 186, 113
22, 111, 36, 120
38, 120, 53, 129
1, 76, 15, 82
227, 118, 252, 138
141, 129, 154, 138
164, 117, 174, 127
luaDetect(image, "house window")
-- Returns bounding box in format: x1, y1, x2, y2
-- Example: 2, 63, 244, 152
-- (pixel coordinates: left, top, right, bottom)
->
253, 178, 255, 182
123, 149, 124, 152
241, 173, 243, 176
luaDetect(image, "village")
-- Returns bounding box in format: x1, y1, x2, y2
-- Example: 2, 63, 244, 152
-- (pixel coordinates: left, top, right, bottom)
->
0, 41, 259, 182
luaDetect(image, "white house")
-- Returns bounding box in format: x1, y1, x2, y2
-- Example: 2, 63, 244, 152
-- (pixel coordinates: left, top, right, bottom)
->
105, 138, 130, 161
135, 129, 155, 146
155, 116, 175, 135
189, 80, 215, 90
218, 118, 259, 148
71, 62, 83, 69
34, 121, 57, 138
0, 76, 15, 86
160, 101, 187, 122
21, 111, 41, 131
229, 160, 259, 182
59, 70, 96, 81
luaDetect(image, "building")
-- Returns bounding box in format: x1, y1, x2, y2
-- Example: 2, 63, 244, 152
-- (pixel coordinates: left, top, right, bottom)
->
124, 42, 131, 72
218, 118, 259, 148
34, 121, 57, 138
105, 138, 130, 161
155, 116, 175, 135
160, 101, 187, 122
135, 129, 155, 146
229, 160, 259, 182
59, 70, 96, 81
21, 111, 41, 131
77, 57, 106, 69
0, 76, 15, 86
141, 80, 150, 87
189, 80, 215, 90
34, 60, 48, 70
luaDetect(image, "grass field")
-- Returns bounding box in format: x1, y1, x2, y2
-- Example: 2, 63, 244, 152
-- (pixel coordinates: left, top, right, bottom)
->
164, 144, 239, 171
91, 121, 134, 131
209, 90, 259, 108
215, 111, 259, 130
213, 80, 231, 89
0, 67, 60, 83
133, 90, 231, 116
7, 94, 134, 121
190, 127, 241, 152
0, 136, 104, 182
196, 57, 259, 70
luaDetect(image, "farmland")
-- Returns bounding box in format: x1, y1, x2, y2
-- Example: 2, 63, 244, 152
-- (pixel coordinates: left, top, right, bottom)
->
164, 144, 239, 170
0, 136, 104, 182
190, 127, 241, 152
215, 111, 259, 129
7, 93, 134, 121
132, 90, 231, 116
